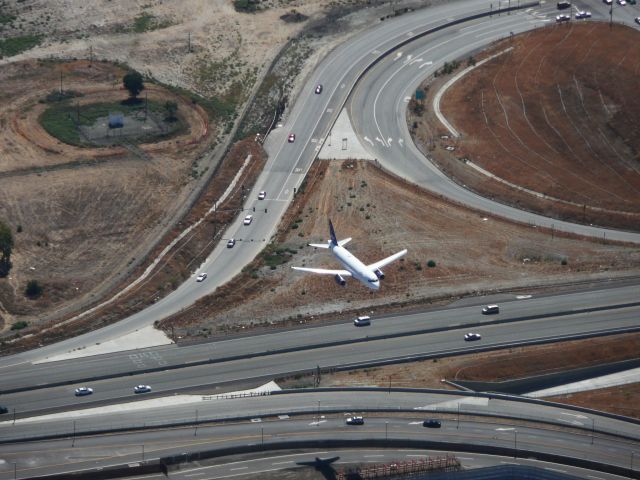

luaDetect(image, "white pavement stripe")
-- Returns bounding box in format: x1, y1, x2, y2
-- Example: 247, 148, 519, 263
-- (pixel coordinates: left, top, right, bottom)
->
230, 467, 249, 471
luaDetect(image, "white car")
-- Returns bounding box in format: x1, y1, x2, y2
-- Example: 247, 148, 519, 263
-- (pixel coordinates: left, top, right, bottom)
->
464, 332, 482, 342
196, 273, 207, 282
556, 14, 570, 22
258, 191, 266, 200
243, 214, 253, 225
315, 84, 323, 94
604, 0, 612, 4
75, 387, 93, 396
575, 10, 591, 19
288, 133, 296, 143
636, 17, 640, 24
227, 238, 236, 248
617, 0, 626, 5
134, 385, 152, 394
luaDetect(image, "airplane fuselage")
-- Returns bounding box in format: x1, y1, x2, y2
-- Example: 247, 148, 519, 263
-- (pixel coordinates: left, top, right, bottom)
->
331, 244, 380, 290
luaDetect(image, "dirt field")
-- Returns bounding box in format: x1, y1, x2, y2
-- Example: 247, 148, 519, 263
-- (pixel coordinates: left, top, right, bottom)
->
0, 59, 214, 334
159, 159, 640, 337
415, 22, 640, 231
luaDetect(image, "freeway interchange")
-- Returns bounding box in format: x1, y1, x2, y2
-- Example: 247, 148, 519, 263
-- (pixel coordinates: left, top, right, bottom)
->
2, 0, 640, 478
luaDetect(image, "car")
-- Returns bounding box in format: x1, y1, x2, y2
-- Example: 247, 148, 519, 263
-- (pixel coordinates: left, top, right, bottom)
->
636, 17, 640, 24
556, 14, 570, 22
196, 273, 207, 282
258, 191, 266, 200
617, 0, 626, 5
557, 0, 570, 8
346, 416, 364, 425
482, 304, 500, 315
604, 0, 612, 4
134, 385, 152, 394
354, 315, 371, 327
227, 238, 236, 248
288, 133, 296, 143
464, 333, 482, 342
575, 10, 591, 19
75, 387, 93, 396
423, 419, 442, 428
315, 84, 323, 94
243, 214, 253, 225
0, 406, 8, 415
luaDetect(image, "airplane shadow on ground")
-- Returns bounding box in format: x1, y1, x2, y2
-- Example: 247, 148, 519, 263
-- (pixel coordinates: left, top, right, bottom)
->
296, 456, 345, 480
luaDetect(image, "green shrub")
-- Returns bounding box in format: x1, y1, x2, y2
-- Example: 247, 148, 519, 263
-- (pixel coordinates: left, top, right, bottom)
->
25, 280, 43, 298
11, 321, 28, 330
427, 260, 436, 268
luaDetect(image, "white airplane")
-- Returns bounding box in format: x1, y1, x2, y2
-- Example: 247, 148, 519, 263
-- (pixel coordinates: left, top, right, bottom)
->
292, 220, 407, 290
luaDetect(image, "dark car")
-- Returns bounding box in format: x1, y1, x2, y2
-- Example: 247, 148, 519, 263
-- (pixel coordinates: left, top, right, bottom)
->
557, 0, 570, 8
346, 416, 364, 425
0, 406, 8, 415
464, 332, 482, 342
315, 84, 323, 94
423, 419, 442, 428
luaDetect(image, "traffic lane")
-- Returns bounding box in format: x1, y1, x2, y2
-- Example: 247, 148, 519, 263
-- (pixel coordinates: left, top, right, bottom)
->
1, 415, 636, 480
4, 389, 640, 443
2, 306, 639, 416
3, 282, 638, 393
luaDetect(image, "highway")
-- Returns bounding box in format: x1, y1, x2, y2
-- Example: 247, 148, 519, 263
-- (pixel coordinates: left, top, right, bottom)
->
1, 283, 639, 415
1, 391, 639, 478
348, 0, 640, 244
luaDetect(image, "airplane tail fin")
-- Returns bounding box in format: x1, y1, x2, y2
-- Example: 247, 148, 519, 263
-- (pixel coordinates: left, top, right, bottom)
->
329, 220, 338, 247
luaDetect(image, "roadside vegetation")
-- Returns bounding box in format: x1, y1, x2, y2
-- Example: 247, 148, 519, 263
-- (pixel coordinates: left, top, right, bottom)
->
0, 34, 42, 58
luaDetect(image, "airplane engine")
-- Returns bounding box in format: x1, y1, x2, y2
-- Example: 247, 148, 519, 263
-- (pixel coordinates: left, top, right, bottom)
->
374, 268, 385, 279
334, 274, 346, 286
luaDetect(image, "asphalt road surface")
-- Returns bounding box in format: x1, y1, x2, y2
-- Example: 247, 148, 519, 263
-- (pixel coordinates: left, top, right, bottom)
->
1, 283, 639, 416
1, 391, 638, 479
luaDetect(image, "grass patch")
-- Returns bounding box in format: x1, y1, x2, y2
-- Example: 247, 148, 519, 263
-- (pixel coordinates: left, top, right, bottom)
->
0, 14, 17, 25
132, 13, 172, 33
39, 99, 184, 146
0, 34, 42, 58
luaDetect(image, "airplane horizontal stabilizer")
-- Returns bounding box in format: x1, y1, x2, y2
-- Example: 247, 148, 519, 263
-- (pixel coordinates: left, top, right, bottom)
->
338, 237, 352, 247
367, 249, 408, 271
291, 266, 352, 276
309, 243, 330, 249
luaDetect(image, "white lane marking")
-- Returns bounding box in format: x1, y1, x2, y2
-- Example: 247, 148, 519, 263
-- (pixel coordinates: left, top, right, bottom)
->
516, 294, 532, 299
363, 136, 374, 146
406, 454, 428, 457
546, 468, 566, 473
496, 427, 516, 431
387, 137, 393, 146
185, 473, 207, 478
372, 50, 381, 55
557, 418, 584, 426
272, 461, 294, 465
394, 52, 403, 61
308, 420, 327, 426
364, 455, 385, 458
560, 412, 588, 419
408, 421, 422, 425
419, 62, 433, 69
230, 467, 249, 471
375, 137, 387, 147
399, 138, 404, 148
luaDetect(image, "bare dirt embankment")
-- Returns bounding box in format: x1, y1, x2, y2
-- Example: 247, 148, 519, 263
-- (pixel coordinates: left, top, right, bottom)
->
414, 22, 640, 231
159, 159, 640, 339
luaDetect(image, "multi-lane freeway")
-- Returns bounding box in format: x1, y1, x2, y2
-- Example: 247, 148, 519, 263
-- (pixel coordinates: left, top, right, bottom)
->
1, 283, 639, 416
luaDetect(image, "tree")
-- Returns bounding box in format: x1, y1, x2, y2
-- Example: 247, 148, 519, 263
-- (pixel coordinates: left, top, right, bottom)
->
0, 220, 13, 277
164, 100, 178, 121
123, 70, 144, 99
25, 280, 43, 299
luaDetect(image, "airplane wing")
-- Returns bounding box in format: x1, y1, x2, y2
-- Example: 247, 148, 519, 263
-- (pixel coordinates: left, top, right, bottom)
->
291, 267, 352, 276
367, 249, 408, 271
